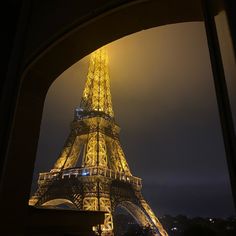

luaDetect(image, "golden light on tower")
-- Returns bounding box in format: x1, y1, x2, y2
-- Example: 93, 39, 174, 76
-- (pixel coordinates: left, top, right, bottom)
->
81, 47, 114, 118
30, 47, 168, 236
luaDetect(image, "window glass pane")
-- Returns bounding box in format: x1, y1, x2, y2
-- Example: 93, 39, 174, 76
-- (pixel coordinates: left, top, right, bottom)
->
32, 22, 234, 221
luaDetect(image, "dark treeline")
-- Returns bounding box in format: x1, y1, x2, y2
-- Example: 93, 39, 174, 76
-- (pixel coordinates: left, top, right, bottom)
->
114, 214, 236, 236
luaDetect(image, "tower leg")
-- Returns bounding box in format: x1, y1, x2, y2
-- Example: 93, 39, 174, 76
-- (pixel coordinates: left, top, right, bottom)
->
82, 181, 114, 235
99, 197, 114, 235
82, 196, 114, 235
139, 198, 168, 236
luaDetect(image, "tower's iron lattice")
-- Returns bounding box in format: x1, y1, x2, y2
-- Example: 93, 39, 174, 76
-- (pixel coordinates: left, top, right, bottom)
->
30, 48, 168, 236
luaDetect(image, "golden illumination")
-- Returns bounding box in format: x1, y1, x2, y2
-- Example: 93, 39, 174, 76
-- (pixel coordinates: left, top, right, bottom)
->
81, 47, 114, 118
30, 47, 168, 236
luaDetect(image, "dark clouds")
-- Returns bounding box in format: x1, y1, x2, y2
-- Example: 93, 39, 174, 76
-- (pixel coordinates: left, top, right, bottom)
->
33, 22, 235, 217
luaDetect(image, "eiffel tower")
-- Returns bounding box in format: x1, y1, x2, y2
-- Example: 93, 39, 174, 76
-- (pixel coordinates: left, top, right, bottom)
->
30, 48, 168, 236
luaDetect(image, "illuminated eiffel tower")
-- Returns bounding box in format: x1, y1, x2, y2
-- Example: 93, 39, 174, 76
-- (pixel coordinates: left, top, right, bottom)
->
30, 48, 168, 236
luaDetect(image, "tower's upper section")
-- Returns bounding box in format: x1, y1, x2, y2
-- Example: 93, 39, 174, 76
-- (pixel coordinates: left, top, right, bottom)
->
79, 47, 114, 119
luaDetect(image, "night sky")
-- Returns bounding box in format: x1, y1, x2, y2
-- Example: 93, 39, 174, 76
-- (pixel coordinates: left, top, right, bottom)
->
32, 20, 235, 218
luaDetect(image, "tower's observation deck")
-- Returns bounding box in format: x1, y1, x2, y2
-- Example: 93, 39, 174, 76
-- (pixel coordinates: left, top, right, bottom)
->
38, 167, 142, 188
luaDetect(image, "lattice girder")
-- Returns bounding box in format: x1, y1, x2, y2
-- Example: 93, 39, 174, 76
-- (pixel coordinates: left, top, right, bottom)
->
80, 48, 114, 118
53, 131, 78, 170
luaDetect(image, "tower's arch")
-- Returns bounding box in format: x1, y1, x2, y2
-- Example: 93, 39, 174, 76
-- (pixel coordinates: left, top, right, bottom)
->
117, 201, 152, 227
42, 198, 76, 208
